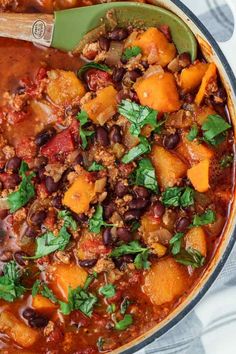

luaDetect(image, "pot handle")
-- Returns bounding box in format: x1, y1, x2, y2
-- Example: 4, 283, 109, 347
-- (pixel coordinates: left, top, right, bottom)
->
217, 0, 236, 75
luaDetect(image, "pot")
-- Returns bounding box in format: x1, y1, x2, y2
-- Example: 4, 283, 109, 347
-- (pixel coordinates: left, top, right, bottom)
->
115, 1, 236, 353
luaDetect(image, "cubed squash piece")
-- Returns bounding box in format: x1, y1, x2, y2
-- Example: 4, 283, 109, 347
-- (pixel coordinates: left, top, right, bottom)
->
185, 227, 207, 257
63, 168, 95, 214
49, 263, 87, 301
135, 72, 180, 112
151, 145, 187, 189
47, 70, 86, 106
195, 63, 217, 105
83, 86, 117, 125
132, 27, 176, 66
195, 106, 216, 125
32, 294, 57, 313
141, 213, 161, 241
151, 242, 167, 257
0, 311, 39, 348
187, 159, 210, 192
179, 62, 209, 92
143, 257, 187, 305
177, 135, 214, 165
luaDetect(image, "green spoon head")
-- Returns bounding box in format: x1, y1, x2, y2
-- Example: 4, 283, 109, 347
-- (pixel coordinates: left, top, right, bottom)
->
52, 2, 197, 61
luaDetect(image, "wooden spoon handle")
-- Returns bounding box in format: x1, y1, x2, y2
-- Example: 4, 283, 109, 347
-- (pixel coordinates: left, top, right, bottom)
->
0, 13, 54, 47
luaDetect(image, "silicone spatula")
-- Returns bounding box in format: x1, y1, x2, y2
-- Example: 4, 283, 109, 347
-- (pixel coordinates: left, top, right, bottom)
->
0, 2, 197, 60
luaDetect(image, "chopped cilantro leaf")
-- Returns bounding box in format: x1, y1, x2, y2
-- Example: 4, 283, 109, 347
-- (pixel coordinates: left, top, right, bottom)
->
78, 62, 110, 79
0, 261, 26, 302
175, 247, 205, 268
122, 46, 142, 61
115, 314, 133, 330
32, 280, 58, 303
162, 186, 194, 207
131, 158, 158, 193
202, 114, 231, 146
99, 284, 116, 298
88, 162, 105, 172
120, 297, 130, 315
122, 136, 151, 164
192, 209, 216, 226
58, 210, 77, 231
187, 124, 199, 141
169, 232, 184, 255
77, 110, 95, 149
89, 205, 114, 234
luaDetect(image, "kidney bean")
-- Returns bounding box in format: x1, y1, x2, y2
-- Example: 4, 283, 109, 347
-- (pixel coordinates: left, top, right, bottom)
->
5, 156, 21, 172
84, 69, 112, 92
104, 202, 115, 220
52, 195, 62, 209
22, 308, 36, 320
96, 127, 109, 146
124, 210, 141, 222
178, 52, 191, 68
112, 67, 125, 83
29, 315, 49, 328
108, 27, 129, 41
35, 127, 56, 147
14, 251, 29, 266
103, 228, 112, 246
176, 217, 190, 233
109, 125, 122, 144
31, 210, 47, 226
133, 186, 150, 199
129, 198, 149, 210
128, 69, 142, 82
2, 173, 21, 189
45, 176, 59, 194
115, 181, 129, 197
117, 227, 132, 242
153, 201, 165, 218
99, 36, 110, 51
163, 132, 180, 150
79, 258, 97, 268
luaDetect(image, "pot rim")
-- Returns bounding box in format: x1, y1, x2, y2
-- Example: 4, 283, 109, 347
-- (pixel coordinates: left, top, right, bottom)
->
120, 1, 236, 353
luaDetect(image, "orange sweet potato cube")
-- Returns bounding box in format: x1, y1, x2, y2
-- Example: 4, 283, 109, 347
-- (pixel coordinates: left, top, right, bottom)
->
179, 62, 209, 92
151, 145, 187, 189
132, 27, 176, 66
177, 135, 214, 165
143, 257, 188, 305
185, 227, 207, 257
195, 63, 217, 105
134, 72, 181, 112
32, 294, 57, 313
187, 159, 210, 192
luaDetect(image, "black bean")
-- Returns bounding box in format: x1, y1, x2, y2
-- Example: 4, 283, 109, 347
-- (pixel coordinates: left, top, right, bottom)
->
37, 167, 45, 182
103, 228, 112, 246
99, 36, 110, 51
22, 308, 36, 320
176, 217, 190, 233
153, 201, 165, 218
128, 69, 142, 82
79, 258, 97, 268
75, 153, 84, 166
25, 226, 37, 238
178, 52, 191, 68
45, 176, 59, 194
109, 125, 122, 144
35, 127, 56, 147
34, 156, 48, 168
133, 186, 150, 199
141, 60, 149, 69
52, 195, 62, 209
2, 173, 21, 189
96, 127, 109, 147
29, 315, 49, 328
129, 198, 149, 210
108, 27, 129, 41
117, 227, 132, 243
115, 181, 129, 198
104, 202, 115, 220
5, 156, 21, 172
163, 132, 180, 150
121, 255, 134, 263
14, 251, 29, 266
184, 93, 194, 103
71, 211, 88, 223
112, 67, 126, 83
30, 210, 47, 226
124, 210, 141, 222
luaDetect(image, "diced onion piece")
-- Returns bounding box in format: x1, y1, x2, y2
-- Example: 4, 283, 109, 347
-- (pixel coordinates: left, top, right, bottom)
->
0, 197, 10, 210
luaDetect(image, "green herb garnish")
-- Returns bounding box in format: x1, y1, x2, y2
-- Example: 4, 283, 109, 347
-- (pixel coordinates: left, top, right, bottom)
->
122, 136, 151, 164
88, 162, 105, 172
0, 261, 25, 302
32, 280, 58, 303
175, 247, 205, 268
169, 232, 184, 255
58, 210, 77, 231
187, 125, 199, 141
122, 46, 142, 61
120, 297, 130, 315
89, 205, 114, 234
118, 100, 158, 137
192, 209, 216, 226
97, 337, 105, 352
131, 158, 158, 193
78, 62, 110, 79
77, 110, 95, 149
162, 186, 194, 207
107, 303, 116, 313
202, 114, 231, 146
7, 161, 35, 213
99, 284, 116, 299
115, 314, 133, 330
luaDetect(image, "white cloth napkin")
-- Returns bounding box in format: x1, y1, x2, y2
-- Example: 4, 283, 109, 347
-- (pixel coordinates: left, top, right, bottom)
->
137, 1, 235, 353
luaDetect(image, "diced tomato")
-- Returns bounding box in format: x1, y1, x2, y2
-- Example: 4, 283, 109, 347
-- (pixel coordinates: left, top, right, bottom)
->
85, 69, 112, 91
36, 67, 48, 82
41, 122, 78, 162
47, 325, 64, 343
15, 137, 37, 163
